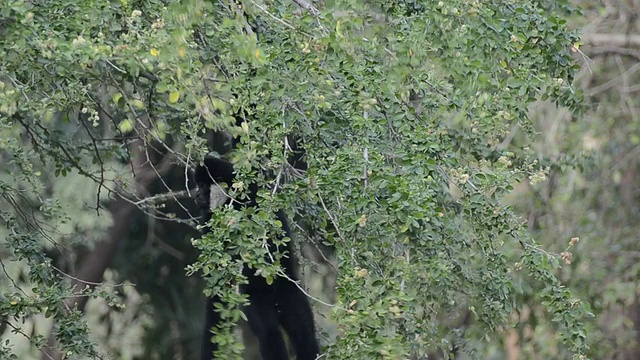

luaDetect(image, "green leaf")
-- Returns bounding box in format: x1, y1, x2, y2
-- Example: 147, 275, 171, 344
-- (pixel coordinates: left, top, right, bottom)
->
118, 119, 134, 133
130, 99, 145, 109
169, 90, 180, 103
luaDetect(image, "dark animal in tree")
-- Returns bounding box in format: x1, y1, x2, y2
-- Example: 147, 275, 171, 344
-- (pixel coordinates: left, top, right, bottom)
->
195, 155, 320, 360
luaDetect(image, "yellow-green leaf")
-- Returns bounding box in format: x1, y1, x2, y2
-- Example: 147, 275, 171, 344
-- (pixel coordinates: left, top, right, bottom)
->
118, 119, 134, 133
169, 90, 180, 103
131, 99, 145, 109
211, 98, 227, 110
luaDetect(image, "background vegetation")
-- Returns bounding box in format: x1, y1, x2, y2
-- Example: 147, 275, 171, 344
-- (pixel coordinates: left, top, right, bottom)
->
0, 0, 635, 359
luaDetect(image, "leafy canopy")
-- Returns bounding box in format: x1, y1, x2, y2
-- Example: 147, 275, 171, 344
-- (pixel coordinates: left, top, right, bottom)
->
0, 0, 590, 359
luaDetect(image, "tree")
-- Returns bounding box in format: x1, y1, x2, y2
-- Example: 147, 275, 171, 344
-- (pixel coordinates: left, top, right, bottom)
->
501, 1, 640, 359
0, 0, 591, 359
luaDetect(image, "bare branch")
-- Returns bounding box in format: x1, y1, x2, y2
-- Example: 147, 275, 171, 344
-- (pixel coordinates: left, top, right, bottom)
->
582, 33, 640, 48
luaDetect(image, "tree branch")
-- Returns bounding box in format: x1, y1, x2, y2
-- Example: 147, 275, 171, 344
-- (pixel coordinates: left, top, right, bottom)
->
582, 33, 640, 48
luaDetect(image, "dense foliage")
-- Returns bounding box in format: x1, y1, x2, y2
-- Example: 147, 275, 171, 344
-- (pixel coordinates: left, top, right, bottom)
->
0, 0, 592, 359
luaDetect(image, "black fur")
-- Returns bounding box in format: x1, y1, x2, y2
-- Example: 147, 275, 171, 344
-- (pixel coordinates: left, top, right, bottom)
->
195, 156, 319, 360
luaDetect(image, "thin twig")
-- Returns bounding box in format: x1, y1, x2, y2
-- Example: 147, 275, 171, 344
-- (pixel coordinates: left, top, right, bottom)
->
250, 1, 296, 30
